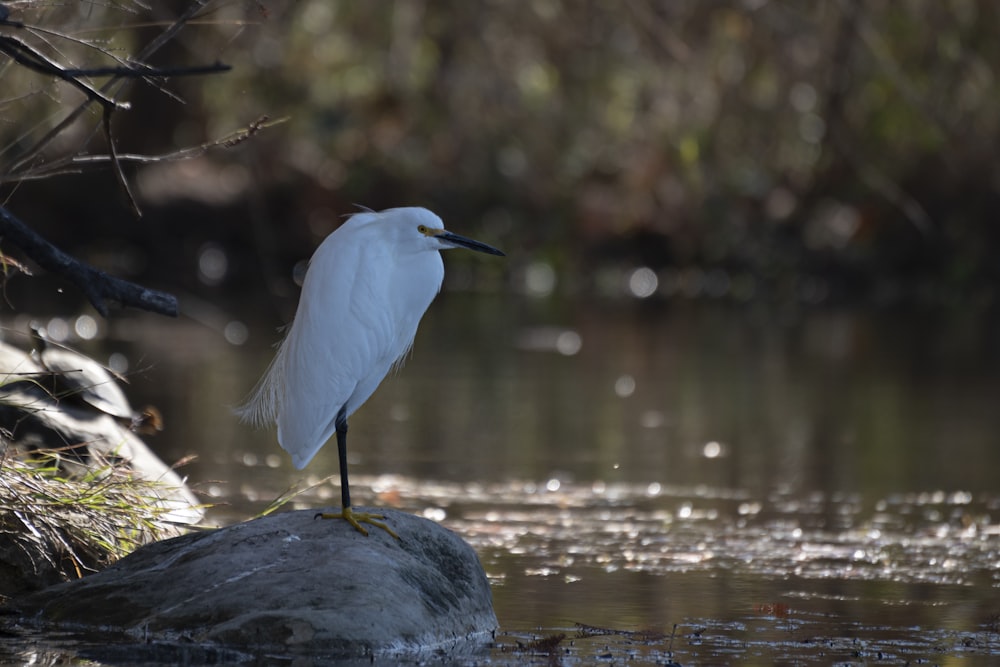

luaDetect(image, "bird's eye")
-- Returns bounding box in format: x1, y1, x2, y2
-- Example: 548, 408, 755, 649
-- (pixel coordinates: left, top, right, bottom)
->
417, 225, 428, 235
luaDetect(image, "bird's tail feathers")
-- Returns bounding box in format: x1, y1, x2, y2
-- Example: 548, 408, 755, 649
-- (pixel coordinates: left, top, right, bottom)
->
232, 341, 286, 427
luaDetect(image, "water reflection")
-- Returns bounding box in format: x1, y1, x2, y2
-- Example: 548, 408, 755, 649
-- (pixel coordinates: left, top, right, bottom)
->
4, 297, 1000, 662
80, 298, 998, 503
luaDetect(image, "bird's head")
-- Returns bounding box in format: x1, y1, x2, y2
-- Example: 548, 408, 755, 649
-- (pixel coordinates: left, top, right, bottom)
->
385, 207, 505, 257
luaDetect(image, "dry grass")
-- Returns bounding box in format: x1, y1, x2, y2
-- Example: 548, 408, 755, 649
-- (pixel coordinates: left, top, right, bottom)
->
0, 449, 183, 598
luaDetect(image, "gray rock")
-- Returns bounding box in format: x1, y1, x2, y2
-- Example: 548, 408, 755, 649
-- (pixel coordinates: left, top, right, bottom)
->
15, 509, 497, 660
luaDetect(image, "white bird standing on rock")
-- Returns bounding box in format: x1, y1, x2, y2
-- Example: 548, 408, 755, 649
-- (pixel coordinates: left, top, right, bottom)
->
237, 207, 504, 537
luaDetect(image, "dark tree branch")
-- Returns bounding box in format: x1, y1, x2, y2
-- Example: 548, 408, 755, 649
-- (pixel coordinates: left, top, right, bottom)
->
0, 206, 178, 317
0, 35, 127, 111
0, 1, 256, 320
5, 0, 215, 182
60, 62, 232, 78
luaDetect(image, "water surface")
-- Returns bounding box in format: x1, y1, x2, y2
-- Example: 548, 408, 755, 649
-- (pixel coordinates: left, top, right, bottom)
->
5, 297, 1000, 664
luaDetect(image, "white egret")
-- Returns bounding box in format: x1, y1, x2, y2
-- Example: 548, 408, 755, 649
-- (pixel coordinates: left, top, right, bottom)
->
236, 207, 504, 537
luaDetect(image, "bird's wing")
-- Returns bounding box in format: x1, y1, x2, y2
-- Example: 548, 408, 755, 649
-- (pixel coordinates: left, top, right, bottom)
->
273, 224, 398, 468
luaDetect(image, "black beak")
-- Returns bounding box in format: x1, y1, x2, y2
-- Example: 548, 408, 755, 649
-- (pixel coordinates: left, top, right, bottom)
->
437, 231, 505, 256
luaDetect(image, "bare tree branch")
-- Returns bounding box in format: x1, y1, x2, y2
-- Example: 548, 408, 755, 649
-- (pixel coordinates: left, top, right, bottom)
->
8, 115, 283, 182
0, 2, 262, 319
132, 1, 211, 66
0, 206, 178, 317
53, 62, 231, 79
4, 0, 216, 184
0, 35, 127, 111
101, 107, 141, 217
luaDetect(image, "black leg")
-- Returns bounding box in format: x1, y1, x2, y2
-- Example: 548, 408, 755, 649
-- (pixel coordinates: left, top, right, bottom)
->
335, 407, 350, 510
314, 405, 400, 539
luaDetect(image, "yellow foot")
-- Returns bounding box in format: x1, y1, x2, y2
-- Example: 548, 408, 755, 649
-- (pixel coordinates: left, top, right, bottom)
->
314, 506, 400, 539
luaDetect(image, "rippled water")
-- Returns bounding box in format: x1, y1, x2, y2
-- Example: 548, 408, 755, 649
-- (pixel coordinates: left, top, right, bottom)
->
4, 297, 1000, 664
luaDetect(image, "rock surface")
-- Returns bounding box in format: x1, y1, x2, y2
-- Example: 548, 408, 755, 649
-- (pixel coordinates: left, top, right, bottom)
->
14, 509, 497, 660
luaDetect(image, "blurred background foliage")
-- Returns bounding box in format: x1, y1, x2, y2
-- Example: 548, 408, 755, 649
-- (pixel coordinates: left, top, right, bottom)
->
1, 0, 998, 312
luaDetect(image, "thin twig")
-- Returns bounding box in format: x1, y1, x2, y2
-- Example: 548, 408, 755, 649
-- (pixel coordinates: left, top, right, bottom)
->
101, 106, 141, 217
8, 115, 284, 182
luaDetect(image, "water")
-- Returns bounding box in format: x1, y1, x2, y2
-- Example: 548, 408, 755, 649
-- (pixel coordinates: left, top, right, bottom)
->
4, 296, 1000, 664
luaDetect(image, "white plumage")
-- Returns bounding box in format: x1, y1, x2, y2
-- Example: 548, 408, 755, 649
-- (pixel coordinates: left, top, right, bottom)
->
236, 207, 503, 536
